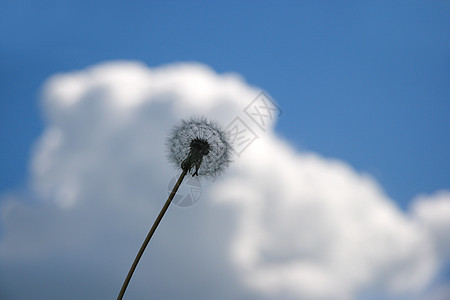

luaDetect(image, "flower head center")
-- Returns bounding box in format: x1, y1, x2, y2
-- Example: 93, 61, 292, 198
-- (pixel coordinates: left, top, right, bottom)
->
190, 138, 210, 156
181, 138, 211, 176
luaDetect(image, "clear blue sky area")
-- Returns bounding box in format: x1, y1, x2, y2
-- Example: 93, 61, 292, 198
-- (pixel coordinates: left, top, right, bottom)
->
1, 0, 449, 209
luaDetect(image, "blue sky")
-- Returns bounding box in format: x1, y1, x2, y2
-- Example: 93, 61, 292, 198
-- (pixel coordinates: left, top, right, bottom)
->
1, 1, 449, 299
1, 1, 448, 209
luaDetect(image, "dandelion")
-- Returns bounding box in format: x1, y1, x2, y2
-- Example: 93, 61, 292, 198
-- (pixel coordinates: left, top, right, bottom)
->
118, 116, 232, 299
167, 116, 232, 177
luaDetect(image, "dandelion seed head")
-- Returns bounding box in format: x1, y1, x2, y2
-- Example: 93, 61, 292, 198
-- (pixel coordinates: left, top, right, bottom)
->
167, 116, 232, 178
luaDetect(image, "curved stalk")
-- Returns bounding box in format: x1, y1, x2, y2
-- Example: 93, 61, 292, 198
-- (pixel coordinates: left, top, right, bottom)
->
117, 169, 188, 299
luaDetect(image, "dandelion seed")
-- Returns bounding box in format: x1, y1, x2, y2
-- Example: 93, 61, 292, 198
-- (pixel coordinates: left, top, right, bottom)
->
118, 116, 232, 299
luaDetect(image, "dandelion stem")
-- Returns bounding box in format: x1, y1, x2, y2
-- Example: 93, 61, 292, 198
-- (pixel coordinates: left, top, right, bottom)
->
117, 169, 188, 299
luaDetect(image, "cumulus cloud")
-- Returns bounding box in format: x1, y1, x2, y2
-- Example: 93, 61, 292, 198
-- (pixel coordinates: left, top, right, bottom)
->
213, 138, 442, 300
0, 61, 449, 300
412, 191, 450, 261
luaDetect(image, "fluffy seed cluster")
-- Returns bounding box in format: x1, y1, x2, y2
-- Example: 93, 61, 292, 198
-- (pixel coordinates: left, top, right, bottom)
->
167, 117, 232, 178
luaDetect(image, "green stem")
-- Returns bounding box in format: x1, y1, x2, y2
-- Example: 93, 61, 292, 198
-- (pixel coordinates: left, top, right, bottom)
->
117, 169, 188, 299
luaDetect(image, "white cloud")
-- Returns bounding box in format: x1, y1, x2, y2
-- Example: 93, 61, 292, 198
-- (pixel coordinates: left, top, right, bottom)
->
412, 191, 450, 261
213, 138, 440, 299
0, 61, 448, 300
